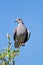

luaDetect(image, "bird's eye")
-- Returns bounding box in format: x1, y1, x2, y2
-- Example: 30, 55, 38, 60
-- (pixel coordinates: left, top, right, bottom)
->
18, 18, 20, 20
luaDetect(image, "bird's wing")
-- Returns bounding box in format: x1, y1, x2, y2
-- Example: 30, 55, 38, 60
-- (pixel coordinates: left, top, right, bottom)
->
23, 29, 31, 43
13, 27, 17, 40
23, 29, 28, 43
28, 30, 31, 40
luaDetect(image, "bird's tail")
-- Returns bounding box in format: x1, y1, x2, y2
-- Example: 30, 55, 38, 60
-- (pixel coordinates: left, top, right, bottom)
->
14, 42, 20, 48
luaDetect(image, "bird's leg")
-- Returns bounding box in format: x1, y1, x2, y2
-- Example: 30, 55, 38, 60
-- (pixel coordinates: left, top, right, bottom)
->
20, 42, 25, 46
22, 43, 25, 46
20, 42, 22, 46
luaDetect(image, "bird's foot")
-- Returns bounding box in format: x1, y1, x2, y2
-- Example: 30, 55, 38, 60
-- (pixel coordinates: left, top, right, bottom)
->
20, 42, 25, 46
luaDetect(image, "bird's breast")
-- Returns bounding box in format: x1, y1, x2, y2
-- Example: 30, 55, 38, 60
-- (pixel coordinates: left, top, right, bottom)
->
16, 33, 26, 43
17, 24, 26, 35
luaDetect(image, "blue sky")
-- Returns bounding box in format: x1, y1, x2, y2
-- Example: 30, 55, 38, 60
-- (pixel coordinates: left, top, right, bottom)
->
0, 0, 43, 65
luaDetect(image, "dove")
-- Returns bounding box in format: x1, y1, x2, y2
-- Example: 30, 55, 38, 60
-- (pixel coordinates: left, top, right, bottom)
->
13, 18, 31, 48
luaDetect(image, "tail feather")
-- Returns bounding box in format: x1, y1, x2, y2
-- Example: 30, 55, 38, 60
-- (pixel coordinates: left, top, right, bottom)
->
14, 42, 20, 48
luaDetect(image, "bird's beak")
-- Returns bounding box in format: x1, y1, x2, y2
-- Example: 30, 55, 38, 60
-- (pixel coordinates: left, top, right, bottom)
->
15, 20, 17, 23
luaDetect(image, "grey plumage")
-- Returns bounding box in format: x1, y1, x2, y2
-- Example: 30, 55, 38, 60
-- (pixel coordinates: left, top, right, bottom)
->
13, 18, 31, 48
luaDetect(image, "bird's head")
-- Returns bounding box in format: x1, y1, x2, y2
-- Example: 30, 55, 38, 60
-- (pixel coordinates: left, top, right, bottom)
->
15, 18, 23, 24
